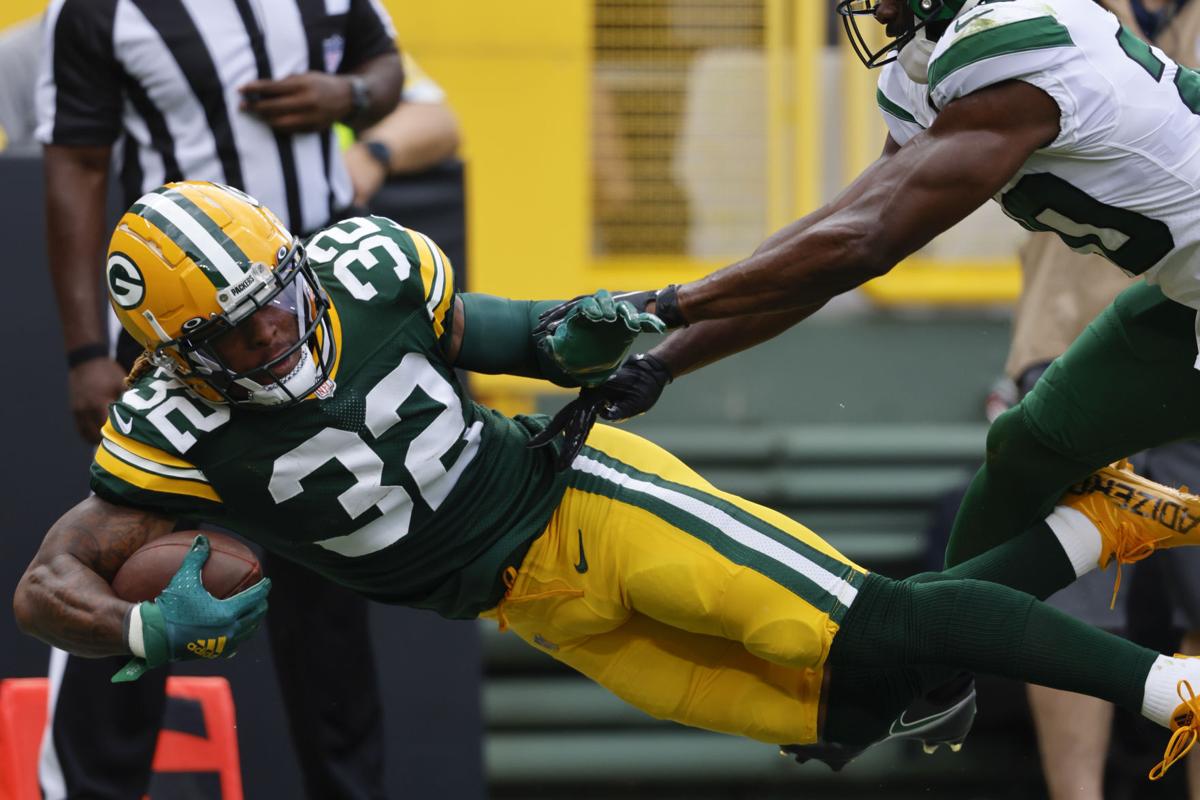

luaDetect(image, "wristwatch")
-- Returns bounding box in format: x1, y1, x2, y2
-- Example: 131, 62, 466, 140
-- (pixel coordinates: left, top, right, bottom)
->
363, 140, 391, 170
345, 75, 371, 122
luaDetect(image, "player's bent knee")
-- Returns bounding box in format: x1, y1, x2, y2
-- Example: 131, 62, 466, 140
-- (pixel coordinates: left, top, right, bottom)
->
983, 405, 1051, 477
741, 618, 828, 671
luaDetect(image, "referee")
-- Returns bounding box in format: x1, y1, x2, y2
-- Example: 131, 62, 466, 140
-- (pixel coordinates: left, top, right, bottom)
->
37, 1, 403, 797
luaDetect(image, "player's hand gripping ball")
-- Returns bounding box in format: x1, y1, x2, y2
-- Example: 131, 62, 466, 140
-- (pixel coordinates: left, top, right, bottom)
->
111, 532, 271, 683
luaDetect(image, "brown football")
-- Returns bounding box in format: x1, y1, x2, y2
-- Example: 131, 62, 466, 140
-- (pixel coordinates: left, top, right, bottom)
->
111, 531, 262, 603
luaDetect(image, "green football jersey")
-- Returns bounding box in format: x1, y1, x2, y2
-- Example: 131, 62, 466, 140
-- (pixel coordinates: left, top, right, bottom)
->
92, 216, 568, 619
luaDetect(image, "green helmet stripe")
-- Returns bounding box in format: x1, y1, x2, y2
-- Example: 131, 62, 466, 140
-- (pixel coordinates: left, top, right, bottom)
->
929, 15, 1074, 91
130, 201, 228, 288
158, 186, 252, 265
131, 187, 253, 289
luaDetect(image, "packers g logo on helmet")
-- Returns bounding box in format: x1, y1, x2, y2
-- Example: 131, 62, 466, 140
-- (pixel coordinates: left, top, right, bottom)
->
106, 253, 145, 310
106, 181, 338, 408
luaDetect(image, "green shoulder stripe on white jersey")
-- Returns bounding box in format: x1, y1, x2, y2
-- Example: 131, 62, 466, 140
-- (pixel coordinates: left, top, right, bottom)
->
876, 87, 919, 125
929, 15, 1074, 92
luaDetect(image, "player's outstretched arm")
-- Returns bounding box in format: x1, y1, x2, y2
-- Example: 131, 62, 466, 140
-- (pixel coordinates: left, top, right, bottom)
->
13, 496, 174, 657
677, 79, 1060, 322
635, 138, 906, 375
542, 82, 1059, 381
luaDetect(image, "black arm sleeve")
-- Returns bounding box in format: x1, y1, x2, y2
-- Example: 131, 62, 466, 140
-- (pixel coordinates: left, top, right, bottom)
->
39, 0, 123, 146
340, 0, 399, 73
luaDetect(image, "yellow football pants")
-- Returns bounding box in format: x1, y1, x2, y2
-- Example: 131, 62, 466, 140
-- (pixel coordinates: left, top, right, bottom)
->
482, 424, 867, 745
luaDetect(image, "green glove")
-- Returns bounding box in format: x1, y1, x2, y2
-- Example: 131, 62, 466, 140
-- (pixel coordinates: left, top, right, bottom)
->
112, 535, 271, 683
535, 290, 665, 387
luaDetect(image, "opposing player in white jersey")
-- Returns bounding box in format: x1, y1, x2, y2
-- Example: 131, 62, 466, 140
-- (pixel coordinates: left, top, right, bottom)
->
532, 0, 1200, 769
877, 0, 1200, 292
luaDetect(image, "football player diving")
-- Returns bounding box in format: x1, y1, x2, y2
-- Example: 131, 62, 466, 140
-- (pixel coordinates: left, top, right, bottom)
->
534, 0, 1200, 772
14, 181, 1200, 778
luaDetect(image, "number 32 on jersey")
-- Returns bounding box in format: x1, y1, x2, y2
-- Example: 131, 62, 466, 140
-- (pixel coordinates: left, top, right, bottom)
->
268, 353, 482, 558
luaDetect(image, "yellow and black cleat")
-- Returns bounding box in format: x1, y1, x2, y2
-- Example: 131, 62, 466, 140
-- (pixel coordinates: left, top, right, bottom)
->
1064, 462, 1200, 569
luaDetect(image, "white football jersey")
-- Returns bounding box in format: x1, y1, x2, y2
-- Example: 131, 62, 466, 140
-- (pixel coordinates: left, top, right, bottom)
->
877, 0, 1200, 319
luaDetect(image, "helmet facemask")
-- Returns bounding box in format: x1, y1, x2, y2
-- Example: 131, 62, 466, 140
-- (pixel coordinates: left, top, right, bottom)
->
152, 241, 338, 408
836, 0, 954, 70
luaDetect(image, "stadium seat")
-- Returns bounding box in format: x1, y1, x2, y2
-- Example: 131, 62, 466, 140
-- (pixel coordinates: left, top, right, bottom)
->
0, 677, 243, 800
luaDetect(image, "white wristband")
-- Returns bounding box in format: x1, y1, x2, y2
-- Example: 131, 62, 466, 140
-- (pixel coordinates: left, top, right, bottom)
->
127, 604, 146, 659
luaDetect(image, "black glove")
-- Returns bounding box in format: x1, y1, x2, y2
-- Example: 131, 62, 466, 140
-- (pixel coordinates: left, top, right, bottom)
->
527, 353, 673, 471
595, 352, 673, 422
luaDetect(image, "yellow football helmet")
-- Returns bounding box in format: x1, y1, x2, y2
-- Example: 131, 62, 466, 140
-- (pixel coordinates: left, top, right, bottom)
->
106, 181, 337, 407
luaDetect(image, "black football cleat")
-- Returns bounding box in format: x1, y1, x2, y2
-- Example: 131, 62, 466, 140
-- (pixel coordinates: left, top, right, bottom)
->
778, 740, 864, 772
780, 676, 977, 770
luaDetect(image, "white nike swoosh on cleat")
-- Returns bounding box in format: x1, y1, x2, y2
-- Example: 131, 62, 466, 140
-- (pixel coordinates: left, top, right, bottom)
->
888, 695, 973, 737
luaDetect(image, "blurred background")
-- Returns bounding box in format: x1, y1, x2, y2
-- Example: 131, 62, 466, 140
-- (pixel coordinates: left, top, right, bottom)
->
0, 1, 1187, 799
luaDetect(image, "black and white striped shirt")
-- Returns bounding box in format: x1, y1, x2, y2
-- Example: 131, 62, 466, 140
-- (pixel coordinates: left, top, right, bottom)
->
36, 0, 397, 235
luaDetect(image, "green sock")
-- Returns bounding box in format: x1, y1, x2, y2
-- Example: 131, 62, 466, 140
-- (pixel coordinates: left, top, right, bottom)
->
924, 521, 1080, 600
830, 575, 1156, 717
945, 405, 1097, 566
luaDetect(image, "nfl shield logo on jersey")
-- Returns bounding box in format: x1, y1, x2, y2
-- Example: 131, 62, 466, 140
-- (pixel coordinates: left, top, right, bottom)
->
323, 35, 345, 73
315, 378, 337, 399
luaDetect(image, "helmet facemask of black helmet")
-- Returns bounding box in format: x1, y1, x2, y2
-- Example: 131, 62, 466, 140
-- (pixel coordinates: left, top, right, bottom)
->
836, 0, 949, 69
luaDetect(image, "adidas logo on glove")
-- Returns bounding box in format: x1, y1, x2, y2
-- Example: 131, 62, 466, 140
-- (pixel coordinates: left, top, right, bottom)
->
186, 637, 228, 659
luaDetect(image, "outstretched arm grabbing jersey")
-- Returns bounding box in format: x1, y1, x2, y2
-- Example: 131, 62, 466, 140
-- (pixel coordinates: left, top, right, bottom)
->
536, 0, 1085, 435
533, 74, 1058, 447
558, 74, 1058, 379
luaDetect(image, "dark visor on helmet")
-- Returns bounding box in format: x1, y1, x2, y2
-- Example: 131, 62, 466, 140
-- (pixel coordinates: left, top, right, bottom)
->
836, 0, 945, 69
